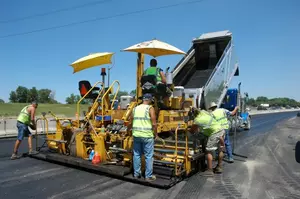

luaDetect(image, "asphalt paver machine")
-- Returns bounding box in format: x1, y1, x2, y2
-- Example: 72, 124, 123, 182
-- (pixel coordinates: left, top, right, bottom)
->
30, 30, 242, 188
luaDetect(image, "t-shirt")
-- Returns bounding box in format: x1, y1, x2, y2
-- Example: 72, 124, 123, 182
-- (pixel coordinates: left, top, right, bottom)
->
157, 67, 163, 72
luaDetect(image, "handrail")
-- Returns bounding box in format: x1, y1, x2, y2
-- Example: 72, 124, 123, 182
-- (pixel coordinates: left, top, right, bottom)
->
175, 125, 179, 176
101, 80, 120, 123
174, 123, 187, 176
85, 84, 107, 122
35, 116, 49, 151
76, 81, 104, 126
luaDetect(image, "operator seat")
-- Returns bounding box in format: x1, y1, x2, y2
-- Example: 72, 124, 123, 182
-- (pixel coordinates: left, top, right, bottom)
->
78, 80, 100, 99
141, 74, 170, 110
140, 75, 157, 95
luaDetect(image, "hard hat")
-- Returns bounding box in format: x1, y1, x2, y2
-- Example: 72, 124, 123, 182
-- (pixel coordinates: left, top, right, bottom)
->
209, 102, 217, 109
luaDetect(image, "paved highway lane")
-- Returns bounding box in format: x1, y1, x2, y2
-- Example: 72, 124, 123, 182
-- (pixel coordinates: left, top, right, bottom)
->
0, 111, 299, 199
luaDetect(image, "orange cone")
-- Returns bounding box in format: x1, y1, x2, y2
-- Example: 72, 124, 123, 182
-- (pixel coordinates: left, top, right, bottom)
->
92, 152, 101, 164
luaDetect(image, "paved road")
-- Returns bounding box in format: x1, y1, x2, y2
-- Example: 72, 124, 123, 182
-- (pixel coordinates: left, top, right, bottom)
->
0, 112, 300, 199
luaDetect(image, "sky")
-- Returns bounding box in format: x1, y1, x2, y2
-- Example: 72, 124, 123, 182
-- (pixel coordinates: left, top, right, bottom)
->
0, 0, 299, 103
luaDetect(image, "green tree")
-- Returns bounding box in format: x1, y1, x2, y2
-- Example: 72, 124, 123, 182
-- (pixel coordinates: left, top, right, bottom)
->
249, 96, 300, 108
0, 99, 5, 103
49, 90, 59, 104
66, 93, 77, 104
38, 89, 52, 103
9, 91, 17, 103
28, 87, 39, 102
116, 91, 129, 100
9, 86, 59, 104
65, 93, 83, 104
16, 86, 29, 103
247, 98, 256, 106
130, 89, 136, 96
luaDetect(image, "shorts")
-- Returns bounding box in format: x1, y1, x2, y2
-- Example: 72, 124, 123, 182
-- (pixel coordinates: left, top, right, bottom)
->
17, 121, 32, 141
206, 129, 225, 152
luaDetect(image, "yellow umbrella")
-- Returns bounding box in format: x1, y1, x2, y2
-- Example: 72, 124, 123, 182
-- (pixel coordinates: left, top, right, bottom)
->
122, 39, 185, 57
70, 52, 114, 73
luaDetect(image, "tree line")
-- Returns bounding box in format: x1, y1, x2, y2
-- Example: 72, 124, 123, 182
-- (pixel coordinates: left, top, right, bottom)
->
8, 86, 58, 104
3, 87, 299, 107
247, 96, 300, 107
0, 86, 137, 104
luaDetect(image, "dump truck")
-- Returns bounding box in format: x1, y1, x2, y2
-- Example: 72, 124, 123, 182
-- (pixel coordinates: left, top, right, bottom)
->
29, 30, 246, 189
171, 30, 251, 131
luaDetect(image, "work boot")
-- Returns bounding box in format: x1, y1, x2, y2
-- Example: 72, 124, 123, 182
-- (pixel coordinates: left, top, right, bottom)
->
28, 149, 39, 155
133, 175, 141, 180
10, 153, 21, 160
214, 165, 223, 174
200, 169, 214, 177
145, 175, 156, 182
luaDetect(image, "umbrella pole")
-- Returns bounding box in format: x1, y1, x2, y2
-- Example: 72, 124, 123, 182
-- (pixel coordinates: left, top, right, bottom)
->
107, 65, 113, 87
108, 67, 110, 86
136, 53, 144, 103
101, 68, 106, 95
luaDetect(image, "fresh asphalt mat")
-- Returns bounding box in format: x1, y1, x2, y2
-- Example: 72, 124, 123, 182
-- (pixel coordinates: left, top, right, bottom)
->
0, 112, 300, 199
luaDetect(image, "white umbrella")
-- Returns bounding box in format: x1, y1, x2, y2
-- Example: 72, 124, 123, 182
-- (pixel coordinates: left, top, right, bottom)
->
122, 39, 186, 57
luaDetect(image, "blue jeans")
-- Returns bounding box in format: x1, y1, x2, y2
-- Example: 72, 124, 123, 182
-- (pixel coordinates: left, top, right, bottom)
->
133, 137, 154, 178
224, 129, 233, 159
17, 121, 32, 141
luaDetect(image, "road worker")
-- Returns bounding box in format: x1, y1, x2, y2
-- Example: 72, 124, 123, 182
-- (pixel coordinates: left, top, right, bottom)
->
11, 101, 39, 160
190, 108, 225, 176
144, 58, 166, 84
143, 59, 172, 108
208, 102, 238, 163
127, 93, 157, 181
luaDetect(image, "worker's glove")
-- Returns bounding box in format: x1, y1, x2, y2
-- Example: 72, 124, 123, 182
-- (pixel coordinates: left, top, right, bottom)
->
29, 123, 36, 130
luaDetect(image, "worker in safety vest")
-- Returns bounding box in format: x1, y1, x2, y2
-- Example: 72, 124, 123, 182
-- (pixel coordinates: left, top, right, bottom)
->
190, 108, 225, 176
11, 101, 39, 160
144, 58, 167, 84
208, 102, 238, 163
143, 59, 171, 107
128, 93, 157, 181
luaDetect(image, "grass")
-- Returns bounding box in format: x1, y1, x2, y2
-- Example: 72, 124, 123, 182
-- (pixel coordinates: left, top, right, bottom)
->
0, 103, 90, 118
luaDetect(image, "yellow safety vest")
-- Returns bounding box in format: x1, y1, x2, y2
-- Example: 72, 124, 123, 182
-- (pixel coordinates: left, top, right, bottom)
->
132, 104, 154, 138
212, 108, 229, 129
17, 105, 31, 125
194, 110, 223, 136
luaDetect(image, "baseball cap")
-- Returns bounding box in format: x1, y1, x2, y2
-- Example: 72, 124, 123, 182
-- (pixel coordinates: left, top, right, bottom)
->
32, 100, 38, 106
143, 93, 153, 100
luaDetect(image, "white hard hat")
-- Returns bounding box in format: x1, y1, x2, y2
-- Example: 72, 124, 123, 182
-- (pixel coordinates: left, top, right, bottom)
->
209, 102, 217, 109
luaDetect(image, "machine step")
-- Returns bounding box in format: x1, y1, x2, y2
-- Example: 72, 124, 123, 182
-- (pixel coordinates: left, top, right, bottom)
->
154, 159, 184, 166
154, 148, 185, 155
46, 139, 67, 143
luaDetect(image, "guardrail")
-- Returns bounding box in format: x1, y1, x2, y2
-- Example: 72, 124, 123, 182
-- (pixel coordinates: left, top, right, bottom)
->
0, 118, 57, 138
249, 108, 300, 115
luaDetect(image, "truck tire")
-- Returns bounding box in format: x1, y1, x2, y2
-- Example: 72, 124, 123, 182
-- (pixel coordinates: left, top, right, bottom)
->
244, 116, 251, 130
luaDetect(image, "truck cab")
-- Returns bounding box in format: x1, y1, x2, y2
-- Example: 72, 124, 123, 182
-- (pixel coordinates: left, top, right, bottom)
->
221, 87, 251, 131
